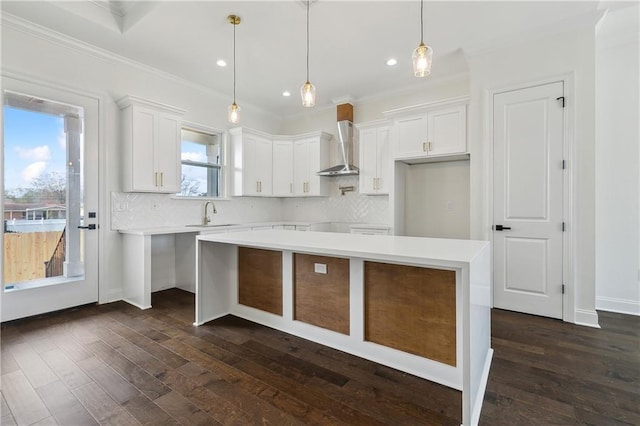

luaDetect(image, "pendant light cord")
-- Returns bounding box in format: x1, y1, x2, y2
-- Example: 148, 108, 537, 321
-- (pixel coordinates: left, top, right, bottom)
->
233, 20, 237, 103
420, 0, 424, 44
306, 0, 310, 82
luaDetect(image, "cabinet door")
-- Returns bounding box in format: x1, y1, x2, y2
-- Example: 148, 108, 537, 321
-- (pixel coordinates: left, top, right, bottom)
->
241, 135, 259, 196
375, 127, 390, 194
395, 115, 428, 159
155, 112, 181, 193
359, 128, 377, 194
131, 108, 157, 191
254, 135, 273, 196
305, 137, 325, 196
427, 105, 466, 156
293, 139, 309, 196
272, 140, 293, 196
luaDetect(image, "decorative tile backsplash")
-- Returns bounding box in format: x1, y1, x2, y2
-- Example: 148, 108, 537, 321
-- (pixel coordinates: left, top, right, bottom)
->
111, 176, 389, 230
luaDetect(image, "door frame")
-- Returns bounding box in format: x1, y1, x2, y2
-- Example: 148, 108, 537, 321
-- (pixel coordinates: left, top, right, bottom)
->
485, 73, 575, 323
1, 70, 110, 317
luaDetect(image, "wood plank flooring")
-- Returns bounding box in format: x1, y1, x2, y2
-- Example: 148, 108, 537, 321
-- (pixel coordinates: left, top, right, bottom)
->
1, 288, 638, 425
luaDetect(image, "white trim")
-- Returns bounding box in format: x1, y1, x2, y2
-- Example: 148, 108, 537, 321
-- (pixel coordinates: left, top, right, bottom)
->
574, 309, 601, 328
471, 348, 494, 426
486, 73, 577, 323
382, 95, 471, 117
596, 297, 640, 316
106, 288, 123, 304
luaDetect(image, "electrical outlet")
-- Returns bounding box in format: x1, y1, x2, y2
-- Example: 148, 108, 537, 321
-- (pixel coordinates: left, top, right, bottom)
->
314, 263, 327, 274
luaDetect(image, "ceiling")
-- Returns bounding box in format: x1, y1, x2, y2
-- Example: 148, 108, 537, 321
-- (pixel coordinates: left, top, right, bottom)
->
1, 1, 616, 118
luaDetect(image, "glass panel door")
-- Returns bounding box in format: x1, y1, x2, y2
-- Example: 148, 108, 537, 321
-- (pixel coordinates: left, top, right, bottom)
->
2, 78, 99, 321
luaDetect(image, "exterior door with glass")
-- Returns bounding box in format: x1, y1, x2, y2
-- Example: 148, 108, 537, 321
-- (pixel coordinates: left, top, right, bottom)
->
2, 77, 99, 322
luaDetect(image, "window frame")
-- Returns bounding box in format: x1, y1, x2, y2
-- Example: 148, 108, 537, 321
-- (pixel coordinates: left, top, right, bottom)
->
173, 122, 227, 200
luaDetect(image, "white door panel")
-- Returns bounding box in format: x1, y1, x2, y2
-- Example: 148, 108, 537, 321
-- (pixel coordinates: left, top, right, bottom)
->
493, 81, 564, 319
2, 78, 99, 322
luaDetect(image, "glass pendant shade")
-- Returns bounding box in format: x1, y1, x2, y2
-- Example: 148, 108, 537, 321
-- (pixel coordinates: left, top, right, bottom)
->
228, 102, 240, 124
412, 42, 433, 77
301, 81, 316, 108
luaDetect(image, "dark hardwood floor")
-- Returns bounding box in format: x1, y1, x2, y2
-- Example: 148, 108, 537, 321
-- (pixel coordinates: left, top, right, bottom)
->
1, 288, 638, 425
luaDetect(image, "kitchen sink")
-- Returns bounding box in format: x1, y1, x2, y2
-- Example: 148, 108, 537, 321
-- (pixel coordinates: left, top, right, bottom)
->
185, 224, 238, 228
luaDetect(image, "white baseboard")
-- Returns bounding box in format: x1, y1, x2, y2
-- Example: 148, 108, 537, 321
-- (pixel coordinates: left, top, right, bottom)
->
596, 296, 640, 316
574, 308, 600, 328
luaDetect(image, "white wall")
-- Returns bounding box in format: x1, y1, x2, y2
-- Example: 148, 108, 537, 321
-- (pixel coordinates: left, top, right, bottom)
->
467, 19, 600, 326
404, 160, 470, 239
595, 6, 640, 315
1, 15, 283, 303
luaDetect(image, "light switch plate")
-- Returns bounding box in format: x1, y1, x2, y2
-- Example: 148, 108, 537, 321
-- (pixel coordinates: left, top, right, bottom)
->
314, 263, 327, 274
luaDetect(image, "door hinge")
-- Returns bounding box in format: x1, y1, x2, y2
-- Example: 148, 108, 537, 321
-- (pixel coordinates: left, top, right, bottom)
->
562, 284, 565, 294
562, 222, 566, 232
562, 160, 566, 169
556, 96, 565, 108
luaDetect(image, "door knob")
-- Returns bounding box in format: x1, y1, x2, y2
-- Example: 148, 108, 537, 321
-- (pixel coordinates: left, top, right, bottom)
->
78, 224, 97, 230
494, 225, 511, 231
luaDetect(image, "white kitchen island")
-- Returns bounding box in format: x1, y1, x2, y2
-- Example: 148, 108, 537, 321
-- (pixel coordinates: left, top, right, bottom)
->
196, 230, 492, 426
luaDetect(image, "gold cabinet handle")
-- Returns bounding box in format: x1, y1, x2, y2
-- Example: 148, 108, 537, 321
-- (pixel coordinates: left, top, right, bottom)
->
422, 142, 427, 152
428, 141, 433, 151
259, 181, 262, 193
160, 172, 164, 187
154, 172, 158, 187
256, 181, 259, 193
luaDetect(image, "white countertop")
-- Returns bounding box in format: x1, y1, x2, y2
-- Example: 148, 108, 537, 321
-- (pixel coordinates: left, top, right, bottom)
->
118, 221, 327, 236
198, 229, 489, 266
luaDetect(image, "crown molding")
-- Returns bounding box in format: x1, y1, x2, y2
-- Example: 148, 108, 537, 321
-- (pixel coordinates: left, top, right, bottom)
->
1, 12, 281, 122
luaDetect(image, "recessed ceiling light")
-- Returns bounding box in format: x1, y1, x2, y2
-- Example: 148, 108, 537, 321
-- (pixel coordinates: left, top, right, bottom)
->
216, 59, 227, 67
282, 91, 291, 97
387, 58, 398, 66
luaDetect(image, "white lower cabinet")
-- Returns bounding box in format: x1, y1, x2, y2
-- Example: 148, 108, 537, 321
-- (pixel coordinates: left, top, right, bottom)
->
357, 121, 390, 195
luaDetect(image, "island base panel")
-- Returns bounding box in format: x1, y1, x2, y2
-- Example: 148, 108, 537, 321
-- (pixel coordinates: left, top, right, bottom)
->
364, 261, 456, 366
294, 253, 350, 335
238, 247, 283, 316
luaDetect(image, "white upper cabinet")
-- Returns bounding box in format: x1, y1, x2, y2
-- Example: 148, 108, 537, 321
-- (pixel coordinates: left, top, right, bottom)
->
427, 105, 467, 156
393, 102, 467, 161
357, 122, 390, 195
230, 128, 273, 196
230, 129, 329, 198
293, 134, 330, 196
118, 96, 185, 193
272, 139, 294, 197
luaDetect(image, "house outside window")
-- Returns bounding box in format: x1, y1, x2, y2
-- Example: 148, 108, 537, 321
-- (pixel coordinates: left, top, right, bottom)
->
178, 127, 223, 198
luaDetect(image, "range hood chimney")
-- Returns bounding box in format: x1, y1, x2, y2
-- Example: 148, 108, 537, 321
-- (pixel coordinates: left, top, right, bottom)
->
317, 103, 359, 176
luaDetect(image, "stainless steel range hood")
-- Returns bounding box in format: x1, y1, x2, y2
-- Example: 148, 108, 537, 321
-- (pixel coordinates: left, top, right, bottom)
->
317, 120, 359, 176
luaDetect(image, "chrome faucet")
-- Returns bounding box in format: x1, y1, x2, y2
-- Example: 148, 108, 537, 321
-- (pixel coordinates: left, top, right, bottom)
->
203, 201, 217, 225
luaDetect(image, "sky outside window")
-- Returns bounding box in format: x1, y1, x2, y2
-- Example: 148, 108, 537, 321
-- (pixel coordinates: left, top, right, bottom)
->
4, 106, 66, 195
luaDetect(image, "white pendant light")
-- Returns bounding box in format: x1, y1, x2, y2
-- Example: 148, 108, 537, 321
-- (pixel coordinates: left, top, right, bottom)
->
412, 0, 433, 78
301, 0, 316, 107
227, 15, 241, 124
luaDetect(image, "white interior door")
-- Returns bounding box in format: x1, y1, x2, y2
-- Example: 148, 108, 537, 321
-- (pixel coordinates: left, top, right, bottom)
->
493, 81, 564, 319
2, 77, 99, 322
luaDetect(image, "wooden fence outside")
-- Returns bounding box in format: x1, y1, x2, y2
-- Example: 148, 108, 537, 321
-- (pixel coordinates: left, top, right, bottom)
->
4, 231, 63, 284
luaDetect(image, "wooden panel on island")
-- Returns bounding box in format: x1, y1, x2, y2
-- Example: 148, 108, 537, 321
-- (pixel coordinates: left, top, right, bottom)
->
294, 253, 350, 334
364, 261, 456, 366
238, 247, 283, 315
